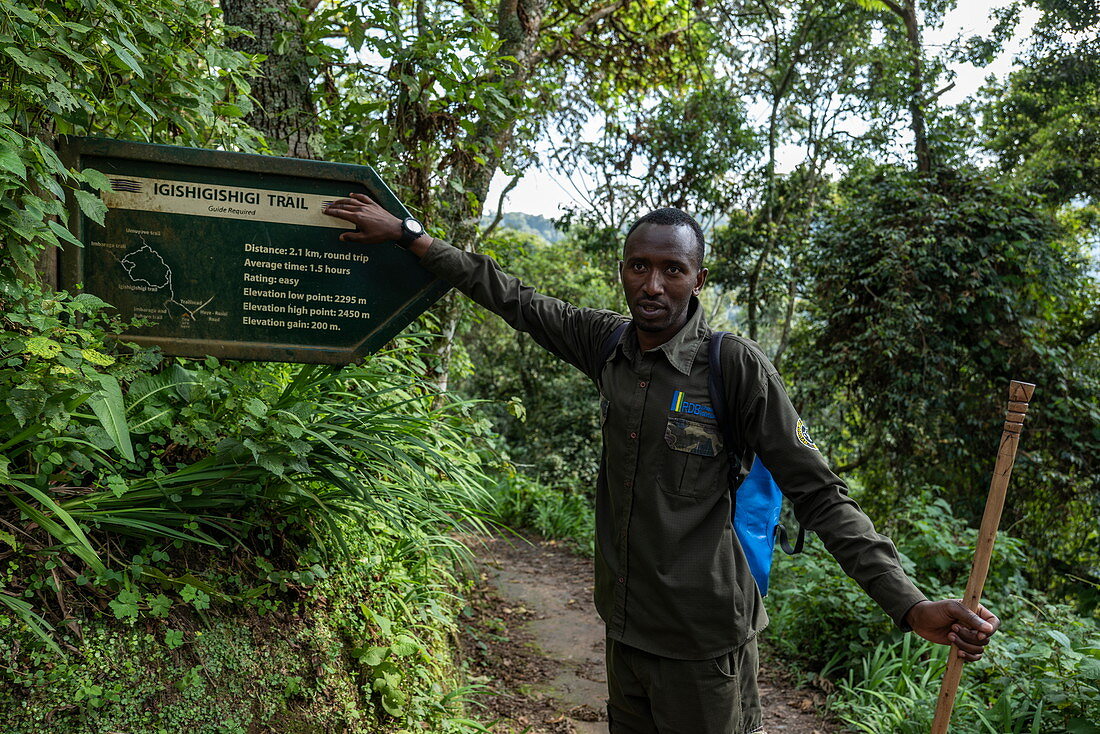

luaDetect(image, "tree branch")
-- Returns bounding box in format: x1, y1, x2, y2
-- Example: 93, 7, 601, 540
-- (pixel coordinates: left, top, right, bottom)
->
534, 0, 630, 64
876, 0, 906, 20
479, 173, 522, 243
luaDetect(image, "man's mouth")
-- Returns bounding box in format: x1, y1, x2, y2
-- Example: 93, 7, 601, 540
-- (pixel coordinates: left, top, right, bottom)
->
637, 301, 666, 317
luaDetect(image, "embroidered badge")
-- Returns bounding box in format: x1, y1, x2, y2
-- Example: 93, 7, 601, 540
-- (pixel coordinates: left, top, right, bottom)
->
796, 418, 819, 450
669, 390, 716, 420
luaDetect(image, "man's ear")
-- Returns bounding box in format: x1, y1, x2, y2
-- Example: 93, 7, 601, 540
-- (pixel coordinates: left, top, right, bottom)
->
618, 259, 625, 282
693, 267, 709, 295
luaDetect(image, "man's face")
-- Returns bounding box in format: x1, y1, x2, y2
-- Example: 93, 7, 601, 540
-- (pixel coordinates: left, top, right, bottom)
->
619, 223, 708, 345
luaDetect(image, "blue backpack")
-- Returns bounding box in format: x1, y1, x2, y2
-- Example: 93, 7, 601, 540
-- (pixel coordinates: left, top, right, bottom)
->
598, 324, 804, 596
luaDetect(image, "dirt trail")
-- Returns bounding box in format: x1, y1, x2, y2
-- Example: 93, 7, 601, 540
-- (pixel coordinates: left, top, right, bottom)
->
459, 533, 837, 734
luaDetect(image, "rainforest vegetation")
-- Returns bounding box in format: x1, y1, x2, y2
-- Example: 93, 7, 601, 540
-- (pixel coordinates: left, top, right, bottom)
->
0, 0, 1097, 731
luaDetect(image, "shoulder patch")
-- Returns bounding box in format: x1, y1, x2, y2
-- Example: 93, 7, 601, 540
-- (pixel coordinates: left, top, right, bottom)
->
796, 418, 819, 451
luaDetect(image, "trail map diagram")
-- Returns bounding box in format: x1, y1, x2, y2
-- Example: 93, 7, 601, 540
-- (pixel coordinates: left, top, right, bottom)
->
120, 243, 212, 319
121, 244, 173, 296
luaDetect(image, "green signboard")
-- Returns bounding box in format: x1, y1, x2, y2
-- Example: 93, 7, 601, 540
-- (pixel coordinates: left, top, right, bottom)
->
58, 137, 449, 364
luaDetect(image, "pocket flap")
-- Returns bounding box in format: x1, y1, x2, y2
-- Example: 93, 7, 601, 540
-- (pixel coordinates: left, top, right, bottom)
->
664, 417, 722, 457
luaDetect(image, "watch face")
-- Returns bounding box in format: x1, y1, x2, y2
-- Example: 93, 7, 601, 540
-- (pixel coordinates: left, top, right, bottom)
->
404, 218, 424, 235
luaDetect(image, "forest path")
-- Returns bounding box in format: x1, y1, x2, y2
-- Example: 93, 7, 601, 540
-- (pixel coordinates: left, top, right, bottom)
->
459, 533, 837, 734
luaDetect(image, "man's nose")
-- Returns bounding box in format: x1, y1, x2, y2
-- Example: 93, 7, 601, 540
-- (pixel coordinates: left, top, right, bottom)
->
643, 272, 664, 295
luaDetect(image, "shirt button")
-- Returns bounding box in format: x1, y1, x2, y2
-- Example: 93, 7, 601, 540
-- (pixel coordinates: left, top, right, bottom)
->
624, 479, 633, 488
617, 577, 625, 584
629, 431, 637, 440
638, 381, 648, 388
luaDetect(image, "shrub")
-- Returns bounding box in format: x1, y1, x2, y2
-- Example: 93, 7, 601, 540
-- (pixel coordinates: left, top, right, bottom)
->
766, 487, 1100, 732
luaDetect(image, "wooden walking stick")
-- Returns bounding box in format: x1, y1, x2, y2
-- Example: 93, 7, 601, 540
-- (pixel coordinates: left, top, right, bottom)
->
929, 380, 1036, 734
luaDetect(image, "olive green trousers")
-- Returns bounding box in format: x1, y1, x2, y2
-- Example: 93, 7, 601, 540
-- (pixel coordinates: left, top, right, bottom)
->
605, 636, 765, 734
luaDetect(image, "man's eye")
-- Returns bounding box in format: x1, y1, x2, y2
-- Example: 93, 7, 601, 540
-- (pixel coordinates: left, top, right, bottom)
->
631, 263, 645, 272
668, 266, 681, 274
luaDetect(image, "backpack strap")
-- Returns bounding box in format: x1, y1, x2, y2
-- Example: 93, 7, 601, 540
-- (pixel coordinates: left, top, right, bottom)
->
708, 330, 805, 556
595, 321, 629, 390
708, 331, 745, 483
776, 523, 805, 554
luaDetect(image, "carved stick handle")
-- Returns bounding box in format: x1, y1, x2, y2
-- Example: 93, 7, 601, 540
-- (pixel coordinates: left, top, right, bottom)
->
930, 380, 1035, 734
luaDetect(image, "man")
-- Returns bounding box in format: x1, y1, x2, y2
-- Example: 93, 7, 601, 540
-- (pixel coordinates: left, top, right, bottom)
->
324, 195, 1000, 734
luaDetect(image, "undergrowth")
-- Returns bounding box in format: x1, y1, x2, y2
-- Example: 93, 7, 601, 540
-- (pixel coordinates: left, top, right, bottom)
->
485, 471, 594, 553
767, 489, 1100, 733
1, 518, 489, 733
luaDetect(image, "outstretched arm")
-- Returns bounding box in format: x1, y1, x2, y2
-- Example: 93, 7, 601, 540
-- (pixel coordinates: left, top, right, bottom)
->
322, 193, 622, 379
905, 599, 1000, 662
722, 339, 1002, 663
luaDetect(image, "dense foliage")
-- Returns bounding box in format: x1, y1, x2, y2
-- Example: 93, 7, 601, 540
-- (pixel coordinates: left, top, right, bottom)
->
791, 165, 1100, 603
2, 0, 1098, 731
768, 490, 1100, 733
1, 0, 497, 730
455, 229, 622, 494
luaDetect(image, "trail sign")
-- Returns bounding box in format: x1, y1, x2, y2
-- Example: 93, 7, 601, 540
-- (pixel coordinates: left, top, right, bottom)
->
58, 137, 449, 364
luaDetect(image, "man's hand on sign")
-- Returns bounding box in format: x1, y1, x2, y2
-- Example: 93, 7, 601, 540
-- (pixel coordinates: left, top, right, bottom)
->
323, 193, 432, 257
904, 599, 1001, 662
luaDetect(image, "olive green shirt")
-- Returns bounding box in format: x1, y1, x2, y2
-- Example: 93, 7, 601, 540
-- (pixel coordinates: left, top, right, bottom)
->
421, 239, 927, 660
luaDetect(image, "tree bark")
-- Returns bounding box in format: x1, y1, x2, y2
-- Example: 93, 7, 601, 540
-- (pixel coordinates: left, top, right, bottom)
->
426, 0, 551, 391
222, 0, 318, 159
880, 0, 930, 173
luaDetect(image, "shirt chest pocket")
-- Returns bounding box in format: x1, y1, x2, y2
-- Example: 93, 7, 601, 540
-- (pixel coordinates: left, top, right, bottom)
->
659, 417, 725, 499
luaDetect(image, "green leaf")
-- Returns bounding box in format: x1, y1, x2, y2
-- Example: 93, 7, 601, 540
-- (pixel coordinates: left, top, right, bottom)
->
88, 373, 134, 461
0, 145, 26, 179
45, 81, 81, 111
180, 584, 210, 610
109, 589, 140, 619
379, 687, 406, 716
80, 349, 115, 367
104, 39, 144, 77
244, 397, 268, 418
8, 4, 38, 22
60, 21, 93, 34
73, 190, 108, 226
106, 475, 127, 498
79, 168, 111, 192
4, 47, 55, 76
128, 89, 156, 119
47, 220, 83, 247
354, 645, 388, 666
389, 635, 419, 657
164, 629, 184, 649
24, 337, 62, 358
70, 293, 110, 312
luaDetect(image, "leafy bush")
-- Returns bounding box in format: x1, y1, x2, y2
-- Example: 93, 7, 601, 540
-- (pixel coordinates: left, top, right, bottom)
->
486, 471, 595, 552
766, 488, 1100, 732
0, 325, 495, 651
792, 164, 1100, 603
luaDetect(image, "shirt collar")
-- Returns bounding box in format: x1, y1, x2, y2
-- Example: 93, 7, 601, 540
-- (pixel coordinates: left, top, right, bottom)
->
622, 297, 708, 375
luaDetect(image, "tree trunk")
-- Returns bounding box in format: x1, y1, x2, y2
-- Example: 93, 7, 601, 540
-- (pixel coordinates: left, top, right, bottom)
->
426, 0, 551, 390
902, 2, 930, 173
747, 92, 783, 343
882, 0, 930, 173
222, 0, 318, 159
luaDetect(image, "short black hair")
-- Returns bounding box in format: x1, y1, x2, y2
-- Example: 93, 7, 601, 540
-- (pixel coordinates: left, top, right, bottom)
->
625, 207, 705, 268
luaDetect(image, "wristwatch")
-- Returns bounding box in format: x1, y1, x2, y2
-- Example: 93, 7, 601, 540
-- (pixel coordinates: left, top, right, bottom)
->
398, 217, 425, 247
